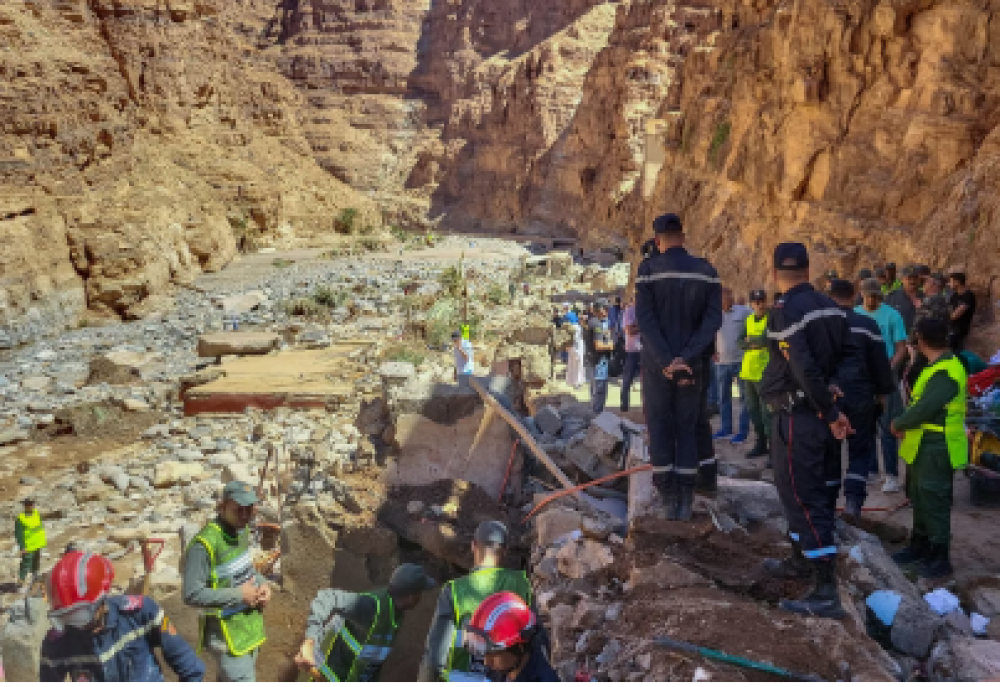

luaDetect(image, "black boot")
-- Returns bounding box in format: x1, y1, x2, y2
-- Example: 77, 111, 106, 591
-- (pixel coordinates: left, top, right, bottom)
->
763, 535, 813, 579
918, 543, 953, 579
746, 439, 769, 459
707, 403, 720, 418
892, 535, 930, 567
696, 458, 717, 497
659, 484, 679, 520
676, 486, 695, 522
779, 558, 845, 619
842, 497, 862, 520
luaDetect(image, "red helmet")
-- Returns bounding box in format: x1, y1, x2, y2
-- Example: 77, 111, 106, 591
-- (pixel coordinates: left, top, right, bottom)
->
47, 552, 114, 628
465, 592, 537, 655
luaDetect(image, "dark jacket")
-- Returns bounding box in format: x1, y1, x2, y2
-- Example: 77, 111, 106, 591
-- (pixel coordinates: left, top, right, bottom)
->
40, 595, 204, 682
636, 246, 722, 370
834, 307, 896, 405
512, 642, 560, 682
759, 283, 848, 423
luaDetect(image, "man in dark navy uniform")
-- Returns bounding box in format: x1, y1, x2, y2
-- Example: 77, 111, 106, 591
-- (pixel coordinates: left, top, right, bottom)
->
828, 279, 895, 518
636, 213, 722, 520
759, 243, 853, 619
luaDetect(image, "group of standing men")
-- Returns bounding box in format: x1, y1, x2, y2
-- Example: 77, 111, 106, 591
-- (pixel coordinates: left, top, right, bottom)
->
637, 212, 971, 619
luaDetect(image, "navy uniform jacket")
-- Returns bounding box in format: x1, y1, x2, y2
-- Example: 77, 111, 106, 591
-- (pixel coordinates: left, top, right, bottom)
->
833, 307, 895, 404
40, 595, 204, 682
512, 642, 560, 682
759, 283, 849, 423
636, 246, 722, 370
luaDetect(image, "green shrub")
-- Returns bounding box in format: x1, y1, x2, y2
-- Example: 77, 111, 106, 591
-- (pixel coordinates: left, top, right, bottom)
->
708, 120, 731, 165
438, 265, 465, 298
284, 298, 328, 321
313, 286, 347, 308
486, 283, 505, 305
335, 208, 359, 233
382, 343, 426, 367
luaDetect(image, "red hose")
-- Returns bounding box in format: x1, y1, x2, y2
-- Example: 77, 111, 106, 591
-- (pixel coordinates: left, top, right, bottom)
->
499, 439, 519, 502
521, 465, 653, 524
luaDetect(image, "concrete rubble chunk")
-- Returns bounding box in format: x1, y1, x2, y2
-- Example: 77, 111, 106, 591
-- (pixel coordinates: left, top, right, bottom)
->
891, 597, 945, 658
534, 405, 563, 436
716, 477, 784, 523
571, 599, 608, 629
557, 538, 613, 579
584, 411, 624, 456
154, 461, 205, 488
1, 598, 51, 682
196, 332, 281, 358
535, 507, 583, 547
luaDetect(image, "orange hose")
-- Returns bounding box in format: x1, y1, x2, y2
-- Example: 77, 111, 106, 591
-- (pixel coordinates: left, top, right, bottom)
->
521, 464, 652, 524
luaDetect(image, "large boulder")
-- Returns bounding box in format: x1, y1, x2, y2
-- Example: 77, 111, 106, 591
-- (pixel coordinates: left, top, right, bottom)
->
196, 332, 281, 358
715, 477, 784, 523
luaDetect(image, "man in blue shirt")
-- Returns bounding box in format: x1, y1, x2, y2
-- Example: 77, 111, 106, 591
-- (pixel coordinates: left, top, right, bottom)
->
856, 278, 908, 493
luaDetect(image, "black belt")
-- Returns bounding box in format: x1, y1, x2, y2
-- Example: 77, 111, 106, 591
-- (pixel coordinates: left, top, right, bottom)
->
763, 390, 810, 415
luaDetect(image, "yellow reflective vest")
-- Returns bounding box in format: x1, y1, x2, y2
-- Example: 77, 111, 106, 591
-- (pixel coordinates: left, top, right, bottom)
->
899, 355, 968, 469
739, 313, 769, 382
17, 510, 46, 552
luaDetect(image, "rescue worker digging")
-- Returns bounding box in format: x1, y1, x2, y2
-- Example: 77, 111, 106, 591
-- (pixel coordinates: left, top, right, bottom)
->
41, 551, 204, 682
759, 243, 853, 619
418, 521, 543, 681
891, 318, 968, 579
295, 563, 437, 681
183, 480, 270, 681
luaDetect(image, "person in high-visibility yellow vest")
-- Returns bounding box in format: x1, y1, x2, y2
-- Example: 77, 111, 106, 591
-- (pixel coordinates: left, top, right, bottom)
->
417, 521, 545, 681
738, 290, 771, 459
891, 318, 968, 579
182, 481, 270, 681
15, 497, 46, 586
294, 563, 436, 682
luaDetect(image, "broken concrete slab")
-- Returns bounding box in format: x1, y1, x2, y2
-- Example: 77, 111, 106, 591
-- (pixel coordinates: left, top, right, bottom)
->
197, 331, 282, 358
584, 411, 625, 456
629, 558, 710, 590
534, 405, 563, 436
556, 538, 613, 579
535, 508, 583, 547
1, 598, 51, 682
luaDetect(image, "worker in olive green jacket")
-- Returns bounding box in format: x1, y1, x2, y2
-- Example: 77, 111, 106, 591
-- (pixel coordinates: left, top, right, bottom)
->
183, 481, 270, 681
417, 521, 545, 682
15, 497, 46, 588
891, 317, 968, 579
294, 563, 436, 682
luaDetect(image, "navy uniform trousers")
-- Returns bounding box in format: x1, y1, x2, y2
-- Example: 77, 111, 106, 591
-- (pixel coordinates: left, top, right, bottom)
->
643, 357, 704, 489
771, 406, 840, 559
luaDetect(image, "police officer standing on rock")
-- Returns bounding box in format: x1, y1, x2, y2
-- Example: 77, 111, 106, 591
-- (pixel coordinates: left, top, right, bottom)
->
759, 243, 853, 619
636, 213, 722, 520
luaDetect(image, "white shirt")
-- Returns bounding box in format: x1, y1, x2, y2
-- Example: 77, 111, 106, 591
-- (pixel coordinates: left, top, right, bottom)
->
454, 339, 474, 375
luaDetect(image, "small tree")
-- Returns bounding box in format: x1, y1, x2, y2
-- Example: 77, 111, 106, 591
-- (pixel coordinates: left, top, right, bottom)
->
335, 208, 359, 234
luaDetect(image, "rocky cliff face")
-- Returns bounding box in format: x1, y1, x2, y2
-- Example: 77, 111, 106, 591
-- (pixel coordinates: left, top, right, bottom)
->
0, 0, 377, 345
4, 0, 999, 345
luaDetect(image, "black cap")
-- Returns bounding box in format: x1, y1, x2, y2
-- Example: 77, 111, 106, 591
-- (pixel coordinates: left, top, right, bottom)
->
773, 242, 809, 271
917, 265, 931, 276
22, 497, 35, 505
749, 290, 767, 302
886, 262, 897, 270
901, 265, 918, 278
387, 563, 437, 596
652, 213, 683, 234
451, 331, 461, 339
875, 268, 887, 279
474, 520, 508, 546
857, 268, 873, 280
828, 279, 855, 299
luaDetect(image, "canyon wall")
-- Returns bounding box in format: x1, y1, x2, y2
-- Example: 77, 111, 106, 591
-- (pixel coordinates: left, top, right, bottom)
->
3, 0, 1000, 344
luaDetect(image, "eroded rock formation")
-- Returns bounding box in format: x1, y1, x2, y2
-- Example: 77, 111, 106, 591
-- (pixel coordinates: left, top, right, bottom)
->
4, 0, 1000, 343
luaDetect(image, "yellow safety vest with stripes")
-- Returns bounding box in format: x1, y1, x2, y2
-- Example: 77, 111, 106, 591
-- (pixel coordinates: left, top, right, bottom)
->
444, 568, 532, 681
189, 521, 266, 657
899, 354, 968, 469
314, 591, 397, 682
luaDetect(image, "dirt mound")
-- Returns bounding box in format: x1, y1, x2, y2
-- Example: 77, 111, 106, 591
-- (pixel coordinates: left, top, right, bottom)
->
46, 401, 165, 442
